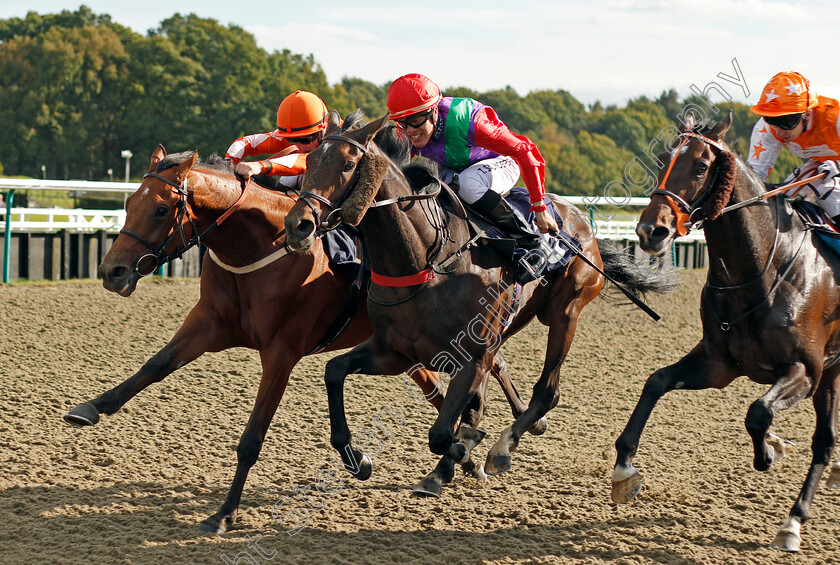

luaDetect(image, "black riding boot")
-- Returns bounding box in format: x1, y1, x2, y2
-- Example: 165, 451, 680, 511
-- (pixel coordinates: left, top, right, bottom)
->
471, 191, 548, 283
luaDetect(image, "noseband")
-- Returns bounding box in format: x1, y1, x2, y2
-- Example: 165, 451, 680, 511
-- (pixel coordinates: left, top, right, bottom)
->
119, 170, 248, 276
650, 131, 725, 236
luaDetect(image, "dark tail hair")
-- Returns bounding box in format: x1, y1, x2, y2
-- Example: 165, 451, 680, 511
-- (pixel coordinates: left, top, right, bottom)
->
597, 239, 681, 300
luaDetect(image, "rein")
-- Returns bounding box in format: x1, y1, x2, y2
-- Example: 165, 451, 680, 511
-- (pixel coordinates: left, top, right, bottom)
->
119, 170, 249, 276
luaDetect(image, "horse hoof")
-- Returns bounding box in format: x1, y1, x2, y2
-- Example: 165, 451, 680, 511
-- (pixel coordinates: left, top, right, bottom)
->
63, 402, 100, 427
198, 514, 232, 534
770, 517, 801, 552
465, 463, 488, 483
412, 475, 442, 498
527, 416, 548, 436
484, 454, 512, 475
827, 464, 840, 489
352, 454, 373, 481
611, 466, 642, 503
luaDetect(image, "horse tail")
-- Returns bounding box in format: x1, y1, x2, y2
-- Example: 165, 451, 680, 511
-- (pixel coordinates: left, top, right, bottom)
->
596, 238, 681, 300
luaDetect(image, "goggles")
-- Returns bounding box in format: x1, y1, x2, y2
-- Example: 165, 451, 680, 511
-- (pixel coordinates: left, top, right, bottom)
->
286, 132, 321, 145
394, 110, 434, 129
764, 113, 804, 131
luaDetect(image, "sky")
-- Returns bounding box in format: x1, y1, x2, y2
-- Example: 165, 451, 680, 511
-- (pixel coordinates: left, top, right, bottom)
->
4, 1, 840, 107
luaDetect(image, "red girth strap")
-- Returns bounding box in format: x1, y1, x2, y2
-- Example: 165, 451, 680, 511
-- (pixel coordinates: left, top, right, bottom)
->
370, 268, 432, 287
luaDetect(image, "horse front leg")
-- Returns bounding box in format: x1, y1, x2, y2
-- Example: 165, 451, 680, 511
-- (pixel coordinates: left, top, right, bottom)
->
612, 344, 738, 503
414, 387, 489, 498
324, 339, 409, 480
64, 303, 226, 426
745, 362, 811, 473
770, 377, 838, 552
200, 348, 295, 533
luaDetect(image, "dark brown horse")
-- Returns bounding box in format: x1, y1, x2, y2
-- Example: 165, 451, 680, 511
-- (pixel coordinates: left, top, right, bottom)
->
62, 145, 534, 530
284, 111, 677, 494
613, 112, 840, 552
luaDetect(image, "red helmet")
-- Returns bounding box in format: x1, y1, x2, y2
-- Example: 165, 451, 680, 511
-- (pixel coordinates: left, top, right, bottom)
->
387, 74, 442, 120
750, 71, 818, 117
276, 90, 328, 137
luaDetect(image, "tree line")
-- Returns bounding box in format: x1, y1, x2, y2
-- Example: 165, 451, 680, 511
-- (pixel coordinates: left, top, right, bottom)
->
0, 6, 801, 195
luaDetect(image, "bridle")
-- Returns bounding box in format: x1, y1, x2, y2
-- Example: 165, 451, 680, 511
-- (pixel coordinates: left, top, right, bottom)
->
300, 132, 456, 304
650, 131, 726, 236
665, 131, 810, 331
297, 134, 445, 235
119, 170, 248, 276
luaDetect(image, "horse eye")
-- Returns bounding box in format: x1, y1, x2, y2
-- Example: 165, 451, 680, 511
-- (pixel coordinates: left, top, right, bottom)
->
343, 161, 356, 172
696, 164, 708, 175
155, 206, 168, 217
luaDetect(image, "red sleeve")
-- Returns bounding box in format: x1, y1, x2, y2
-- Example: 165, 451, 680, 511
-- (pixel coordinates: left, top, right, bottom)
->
472, 107, 547, 211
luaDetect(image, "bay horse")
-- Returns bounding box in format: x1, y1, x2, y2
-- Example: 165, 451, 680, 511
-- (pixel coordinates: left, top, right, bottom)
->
284, 110, 678, 493
62, 144, 533, 531
613, 112, 840, 552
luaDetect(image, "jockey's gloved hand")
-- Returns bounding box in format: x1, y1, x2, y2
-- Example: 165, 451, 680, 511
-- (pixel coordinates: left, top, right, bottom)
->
817, 160, 840, 183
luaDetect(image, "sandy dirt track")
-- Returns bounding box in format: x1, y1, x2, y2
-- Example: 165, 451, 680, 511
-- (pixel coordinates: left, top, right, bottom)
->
0, 271, 838, 565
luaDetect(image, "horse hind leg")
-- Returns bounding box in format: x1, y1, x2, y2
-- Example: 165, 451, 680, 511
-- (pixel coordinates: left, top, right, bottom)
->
771, 379, 839, 552
490, 353, 547, 436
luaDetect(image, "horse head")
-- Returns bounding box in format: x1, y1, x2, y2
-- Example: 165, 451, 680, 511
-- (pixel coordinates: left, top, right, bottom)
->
285, 110, 391, 253
99, 144, 199, 296
636, 111, 737, 255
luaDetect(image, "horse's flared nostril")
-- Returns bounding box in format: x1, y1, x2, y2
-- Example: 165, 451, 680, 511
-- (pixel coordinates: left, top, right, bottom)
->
294, 219, 315, 241
651, 226, 670, 243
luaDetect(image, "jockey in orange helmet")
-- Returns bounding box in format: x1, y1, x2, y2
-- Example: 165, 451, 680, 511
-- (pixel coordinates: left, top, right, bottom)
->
748, 71, 840, 222
226, 90, 329, 189
387, 73, 558, 282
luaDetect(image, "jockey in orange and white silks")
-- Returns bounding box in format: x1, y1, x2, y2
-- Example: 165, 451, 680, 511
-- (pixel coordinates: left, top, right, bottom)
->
225, 90, 328, 189
748, 71, 840, 220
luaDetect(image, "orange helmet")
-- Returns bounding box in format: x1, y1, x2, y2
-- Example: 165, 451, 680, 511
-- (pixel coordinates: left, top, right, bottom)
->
276, 90, 328, 137
387, 74, 442, 120
750, 71, 818, 117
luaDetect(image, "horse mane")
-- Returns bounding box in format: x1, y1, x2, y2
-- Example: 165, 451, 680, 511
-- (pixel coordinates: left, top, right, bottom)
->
155, 151, 233, 174
697, 124, 737, 221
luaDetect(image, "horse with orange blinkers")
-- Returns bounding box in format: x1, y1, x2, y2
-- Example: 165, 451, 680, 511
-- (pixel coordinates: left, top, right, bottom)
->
613, 112, 840, 552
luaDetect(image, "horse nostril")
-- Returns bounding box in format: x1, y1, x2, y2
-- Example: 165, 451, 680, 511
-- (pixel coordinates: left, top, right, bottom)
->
651, 226, 670, 242
294, 219, 315, 240
105, 266, 127, 282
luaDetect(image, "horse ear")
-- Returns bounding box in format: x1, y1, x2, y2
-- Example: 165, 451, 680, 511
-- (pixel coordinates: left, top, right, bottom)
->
710, 110, 733, 141
359, 113, 390, 145
174, 151, 198, 183
327, 110, 342, 133
149, 144, 167, 173
679, 112, 696, 133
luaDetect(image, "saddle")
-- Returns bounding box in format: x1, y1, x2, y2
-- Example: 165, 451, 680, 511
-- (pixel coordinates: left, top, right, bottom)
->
792, 199, 840, 257
404, 166, 578, 276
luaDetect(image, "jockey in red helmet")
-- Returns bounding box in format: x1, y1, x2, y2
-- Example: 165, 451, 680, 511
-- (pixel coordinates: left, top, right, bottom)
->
387, 73, 558, 282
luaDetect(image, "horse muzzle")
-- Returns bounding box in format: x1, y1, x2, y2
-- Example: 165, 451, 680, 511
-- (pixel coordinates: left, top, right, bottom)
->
636, 221, 673, 256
